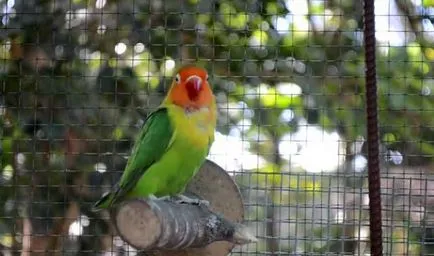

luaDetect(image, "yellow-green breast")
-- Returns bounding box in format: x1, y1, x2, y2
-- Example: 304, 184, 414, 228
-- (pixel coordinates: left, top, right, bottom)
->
128, 104, 216, 198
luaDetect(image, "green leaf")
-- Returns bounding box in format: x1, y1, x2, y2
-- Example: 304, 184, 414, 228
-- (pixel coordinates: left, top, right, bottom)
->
382, 133, 396, 144
423, 0, 434, 7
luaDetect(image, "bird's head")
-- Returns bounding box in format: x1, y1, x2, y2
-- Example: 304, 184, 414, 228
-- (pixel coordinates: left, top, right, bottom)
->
165, 65, 214, 110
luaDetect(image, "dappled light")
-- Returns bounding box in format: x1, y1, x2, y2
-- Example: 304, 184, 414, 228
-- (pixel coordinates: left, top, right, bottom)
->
0, 0, 433, 255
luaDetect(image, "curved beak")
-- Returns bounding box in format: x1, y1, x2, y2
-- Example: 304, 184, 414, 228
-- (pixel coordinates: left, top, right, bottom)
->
186, 75, 202, 92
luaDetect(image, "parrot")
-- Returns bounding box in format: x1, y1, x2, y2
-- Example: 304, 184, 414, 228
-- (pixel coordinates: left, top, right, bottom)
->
92, 65, 217, 211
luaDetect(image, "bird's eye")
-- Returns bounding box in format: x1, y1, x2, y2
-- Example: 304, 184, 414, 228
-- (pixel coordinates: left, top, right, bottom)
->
175, 74, 181, 83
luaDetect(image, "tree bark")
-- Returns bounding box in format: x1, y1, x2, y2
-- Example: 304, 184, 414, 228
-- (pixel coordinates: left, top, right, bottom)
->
110, 160, 257, 256
112, 197, 257, 251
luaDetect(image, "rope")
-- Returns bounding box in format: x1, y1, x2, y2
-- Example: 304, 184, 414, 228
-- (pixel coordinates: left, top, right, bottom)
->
363, 0, 383, 255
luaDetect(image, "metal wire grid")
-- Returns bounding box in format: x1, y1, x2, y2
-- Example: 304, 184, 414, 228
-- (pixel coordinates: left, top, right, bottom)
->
0, 0, 433, 255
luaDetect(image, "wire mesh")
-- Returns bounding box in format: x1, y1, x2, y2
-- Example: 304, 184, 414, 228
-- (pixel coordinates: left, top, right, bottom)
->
0, 0, 433, 255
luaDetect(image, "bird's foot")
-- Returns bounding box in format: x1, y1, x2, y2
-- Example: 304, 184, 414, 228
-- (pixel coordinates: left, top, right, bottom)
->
173, 194, 210, 207
148, 195, 172, 202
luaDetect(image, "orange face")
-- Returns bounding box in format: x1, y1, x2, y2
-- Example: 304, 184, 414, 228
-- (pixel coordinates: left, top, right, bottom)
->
168, 65, 214, 109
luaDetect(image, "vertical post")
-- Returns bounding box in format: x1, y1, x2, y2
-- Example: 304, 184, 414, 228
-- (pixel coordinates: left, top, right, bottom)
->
363, 0, 383, 255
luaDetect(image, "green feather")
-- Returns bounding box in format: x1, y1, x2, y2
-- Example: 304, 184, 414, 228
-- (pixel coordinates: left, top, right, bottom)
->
92, 104, 215, 212
92, 107, 174, 210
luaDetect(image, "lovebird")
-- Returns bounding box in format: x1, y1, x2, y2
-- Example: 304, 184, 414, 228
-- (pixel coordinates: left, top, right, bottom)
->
92, 65, 217, 211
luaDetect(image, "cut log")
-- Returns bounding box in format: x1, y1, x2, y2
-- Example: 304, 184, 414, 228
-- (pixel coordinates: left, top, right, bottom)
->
113, 197, 257, 250
111, 160, 257, 256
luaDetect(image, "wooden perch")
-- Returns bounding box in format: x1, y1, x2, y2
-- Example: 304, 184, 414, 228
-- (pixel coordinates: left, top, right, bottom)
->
111, 160, 257, 256
113, 198, 256, 250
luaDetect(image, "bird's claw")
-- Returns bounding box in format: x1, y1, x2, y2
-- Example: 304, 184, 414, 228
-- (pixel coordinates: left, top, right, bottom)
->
174, 194, 210, 207
148, 194, 210, 207
148, 195, 172, 201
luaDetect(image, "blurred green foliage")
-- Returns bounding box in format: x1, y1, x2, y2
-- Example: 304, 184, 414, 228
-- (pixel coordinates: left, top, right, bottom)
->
0, 0, 433, 255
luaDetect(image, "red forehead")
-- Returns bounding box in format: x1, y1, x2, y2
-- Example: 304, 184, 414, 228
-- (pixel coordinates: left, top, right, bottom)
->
178, 66, 208, 80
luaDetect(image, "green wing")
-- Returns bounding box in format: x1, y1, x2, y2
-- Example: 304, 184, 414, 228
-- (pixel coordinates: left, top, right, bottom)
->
119, 107, 174, 186
93, 107, 174, 210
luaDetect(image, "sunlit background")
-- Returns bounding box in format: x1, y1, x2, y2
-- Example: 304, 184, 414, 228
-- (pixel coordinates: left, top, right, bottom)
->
1, 0, 433, 255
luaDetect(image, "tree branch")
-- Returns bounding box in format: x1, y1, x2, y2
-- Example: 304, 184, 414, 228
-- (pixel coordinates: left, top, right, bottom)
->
395, 0, 432, 58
